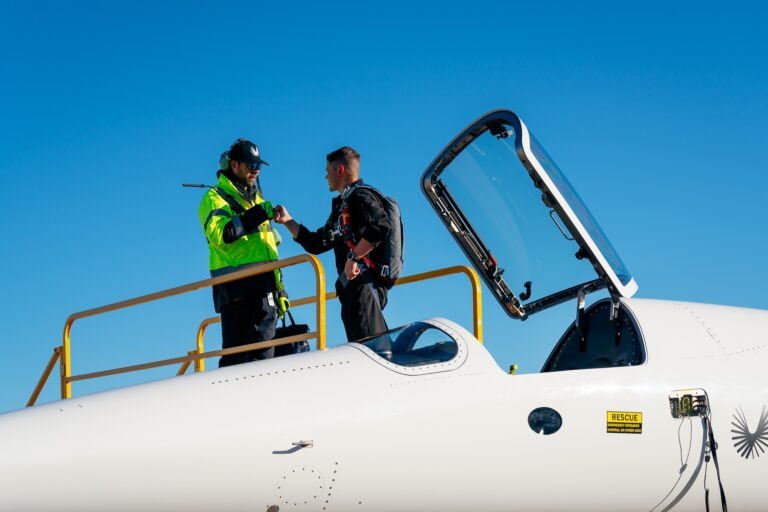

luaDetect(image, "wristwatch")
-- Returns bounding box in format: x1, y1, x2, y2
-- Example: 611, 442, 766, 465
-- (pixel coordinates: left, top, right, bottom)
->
347, 250, 361, 264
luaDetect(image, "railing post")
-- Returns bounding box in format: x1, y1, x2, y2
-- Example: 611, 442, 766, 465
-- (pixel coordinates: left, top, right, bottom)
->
393, 266, 482, 342
461, 266, 483, 343
195, 318, 218, 372
61, 322, 72, 399
176, 351, 195, 376
26, 346, 62, 407
308, 255, 327, 350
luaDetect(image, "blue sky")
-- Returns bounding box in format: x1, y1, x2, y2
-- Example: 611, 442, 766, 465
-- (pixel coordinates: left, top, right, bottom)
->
1, 1, 766, 413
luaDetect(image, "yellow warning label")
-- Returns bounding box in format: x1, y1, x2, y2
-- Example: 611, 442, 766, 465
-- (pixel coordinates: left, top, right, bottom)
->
606, 411, 643, 434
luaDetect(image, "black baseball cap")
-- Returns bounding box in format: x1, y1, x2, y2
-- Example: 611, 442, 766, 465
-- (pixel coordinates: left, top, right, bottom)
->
228, 138, 270, 167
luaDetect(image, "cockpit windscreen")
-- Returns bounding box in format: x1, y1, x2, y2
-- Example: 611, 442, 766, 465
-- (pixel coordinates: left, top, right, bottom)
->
355, 322, 458, 367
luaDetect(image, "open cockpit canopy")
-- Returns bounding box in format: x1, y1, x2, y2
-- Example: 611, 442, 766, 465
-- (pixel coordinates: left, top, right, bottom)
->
421, 110, 637, 319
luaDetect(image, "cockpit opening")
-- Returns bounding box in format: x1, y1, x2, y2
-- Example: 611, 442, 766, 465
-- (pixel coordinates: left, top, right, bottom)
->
541, 299, 645, 372
353, 322, 459, 367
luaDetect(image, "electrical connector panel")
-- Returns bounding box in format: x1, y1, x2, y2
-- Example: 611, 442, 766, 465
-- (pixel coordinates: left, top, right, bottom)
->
669, 388, 708, 418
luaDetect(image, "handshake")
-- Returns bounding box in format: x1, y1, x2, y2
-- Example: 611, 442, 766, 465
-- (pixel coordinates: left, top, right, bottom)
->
270, 204, 301, 247
270, 204, 361, 281
272, 205, 291, 224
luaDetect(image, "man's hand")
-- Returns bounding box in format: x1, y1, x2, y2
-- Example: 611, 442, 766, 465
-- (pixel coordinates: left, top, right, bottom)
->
344, 259, 360, 281
273, 205, 292, 224
273, 205, 301, 239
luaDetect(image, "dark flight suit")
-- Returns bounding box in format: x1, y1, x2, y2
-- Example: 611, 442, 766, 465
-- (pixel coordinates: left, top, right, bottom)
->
294, 179, 390, 342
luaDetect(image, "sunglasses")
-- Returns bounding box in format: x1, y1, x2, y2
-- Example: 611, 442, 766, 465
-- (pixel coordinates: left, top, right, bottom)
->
240, 161, 261, 171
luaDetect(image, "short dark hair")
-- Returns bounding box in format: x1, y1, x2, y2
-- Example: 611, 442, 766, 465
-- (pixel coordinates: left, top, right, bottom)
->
326, 146, 360, 169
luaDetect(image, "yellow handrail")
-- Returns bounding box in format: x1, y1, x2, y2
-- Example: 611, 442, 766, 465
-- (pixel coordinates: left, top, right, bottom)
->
397, 266, 482, 341
27, 346, 62, 407
28, 261, 480, 406
59, 254, 326, 400
176, 351, 196, 376
194, 317, 221, 373
67, 331, 315, 383
194, 265, 483, 361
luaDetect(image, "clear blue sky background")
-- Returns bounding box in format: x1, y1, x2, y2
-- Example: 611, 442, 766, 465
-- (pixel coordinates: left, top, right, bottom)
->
1, 1, 766, 413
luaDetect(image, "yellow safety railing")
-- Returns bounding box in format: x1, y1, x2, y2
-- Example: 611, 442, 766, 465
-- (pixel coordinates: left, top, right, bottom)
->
193, 265, 483, 365
27, 262, 481, 406
27, 347, 63, 407
27, 254, 326, 406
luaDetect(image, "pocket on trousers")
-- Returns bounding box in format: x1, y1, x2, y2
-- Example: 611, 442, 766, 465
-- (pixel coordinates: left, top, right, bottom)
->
258, 296, 278, 341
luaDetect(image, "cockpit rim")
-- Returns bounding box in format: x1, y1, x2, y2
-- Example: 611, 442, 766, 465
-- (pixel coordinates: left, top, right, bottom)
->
347, 318, 470, 376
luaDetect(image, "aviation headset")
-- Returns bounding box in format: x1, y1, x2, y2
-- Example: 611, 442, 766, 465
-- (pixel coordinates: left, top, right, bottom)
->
219, 138, 243, 171
219, 150, 232, 171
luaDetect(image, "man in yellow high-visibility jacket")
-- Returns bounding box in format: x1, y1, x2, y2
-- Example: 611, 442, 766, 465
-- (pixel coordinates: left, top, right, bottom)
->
198, 138, 282, 367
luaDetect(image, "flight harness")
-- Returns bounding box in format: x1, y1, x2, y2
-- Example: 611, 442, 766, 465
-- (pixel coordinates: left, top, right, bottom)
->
337, 183, 403, 288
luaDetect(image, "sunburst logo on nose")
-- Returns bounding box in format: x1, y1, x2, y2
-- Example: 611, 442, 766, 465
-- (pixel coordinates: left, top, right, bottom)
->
731, 405, 768, 459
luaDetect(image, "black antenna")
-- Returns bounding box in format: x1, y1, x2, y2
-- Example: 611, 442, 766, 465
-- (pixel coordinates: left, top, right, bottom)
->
182, 184, 212, 188
256, 176, 264, 198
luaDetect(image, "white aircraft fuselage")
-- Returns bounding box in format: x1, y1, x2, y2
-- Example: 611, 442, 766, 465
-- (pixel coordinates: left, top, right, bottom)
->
2, 299, 767, 511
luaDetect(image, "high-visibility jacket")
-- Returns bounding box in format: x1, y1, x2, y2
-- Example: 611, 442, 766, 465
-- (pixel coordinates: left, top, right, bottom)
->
198, 173, 281, 310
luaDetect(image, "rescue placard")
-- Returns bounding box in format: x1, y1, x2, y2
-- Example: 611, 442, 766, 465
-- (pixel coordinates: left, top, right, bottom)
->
606, 411, 643, 434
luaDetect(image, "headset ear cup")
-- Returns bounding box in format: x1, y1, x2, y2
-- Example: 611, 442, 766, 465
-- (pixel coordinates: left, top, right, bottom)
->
219, 151, 231, 171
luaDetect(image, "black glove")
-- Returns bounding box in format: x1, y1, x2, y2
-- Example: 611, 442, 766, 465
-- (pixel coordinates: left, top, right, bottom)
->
223, 202, 274, 243
240, 201, 274, 233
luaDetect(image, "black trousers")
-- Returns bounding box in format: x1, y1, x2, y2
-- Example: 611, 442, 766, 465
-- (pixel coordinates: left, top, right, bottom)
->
218, 295, 278, 367
335, 273, 389, 342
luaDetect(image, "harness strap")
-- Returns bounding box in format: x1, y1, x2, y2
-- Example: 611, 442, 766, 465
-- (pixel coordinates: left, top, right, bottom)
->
344, 236, 377, 269
339, 200, 390, 282
214, 186, 247, 215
